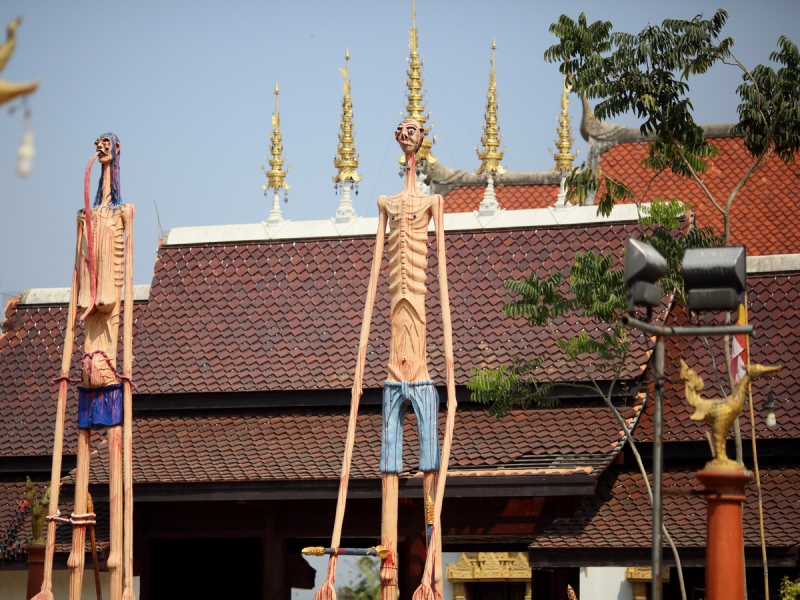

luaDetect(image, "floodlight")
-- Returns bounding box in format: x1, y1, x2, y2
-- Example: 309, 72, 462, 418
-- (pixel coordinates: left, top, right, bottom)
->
681, 247, 746, 312
625, 238, 668, 313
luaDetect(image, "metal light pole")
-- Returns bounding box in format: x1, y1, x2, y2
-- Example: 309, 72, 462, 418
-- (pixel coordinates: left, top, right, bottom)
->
622, 317, 755, 600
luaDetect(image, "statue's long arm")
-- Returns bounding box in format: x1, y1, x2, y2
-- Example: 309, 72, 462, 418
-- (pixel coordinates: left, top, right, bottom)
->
121, 206, 135, 600
430, 194, 457, 589
329, 205, 387, 549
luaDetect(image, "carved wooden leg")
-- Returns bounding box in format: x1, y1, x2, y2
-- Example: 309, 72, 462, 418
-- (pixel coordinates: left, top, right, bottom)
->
381, 474, 399, 600
68, 429, 90, 600
107, 425, 124, 600
423, 471, 443, 596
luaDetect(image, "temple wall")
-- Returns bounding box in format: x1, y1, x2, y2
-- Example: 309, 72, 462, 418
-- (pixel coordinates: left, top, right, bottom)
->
578, 566, 632, 600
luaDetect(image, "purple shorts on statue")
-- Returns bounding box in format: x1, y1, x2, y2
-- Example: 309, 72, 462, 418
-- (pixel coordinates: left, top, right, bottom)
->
380, 380, 441, 474
77, 384, 123, 429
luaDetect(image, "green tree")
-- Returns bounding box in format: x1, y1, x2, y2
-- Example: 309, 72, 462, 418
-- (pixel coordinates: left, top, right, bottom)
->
543, 10, 800, 246
470, 10, 800, 600
781, 577, 800, 600
337, 557, 381, 600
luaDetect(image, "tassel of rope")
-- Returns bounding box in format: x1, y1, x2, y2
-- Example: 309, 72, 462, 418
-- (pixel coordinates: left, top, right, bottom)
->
312, 554, 338, 600
79, 154, 98, 322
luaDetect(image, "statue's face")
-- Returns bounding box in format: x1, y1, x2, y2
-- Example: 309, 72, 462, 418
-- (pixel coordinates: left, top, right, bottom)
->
395, 119, 423, 155
95, 136, 120, 165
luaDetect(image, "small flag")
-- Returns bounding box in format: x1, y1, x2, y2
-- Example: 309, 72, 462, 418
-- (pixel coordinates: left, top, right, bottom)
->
731, 295, 747, 382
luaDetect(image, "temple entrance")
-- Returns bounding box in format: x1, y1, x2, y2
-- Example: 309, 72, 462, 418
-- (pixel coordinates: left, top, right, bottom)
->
470, 582, 528, 600
149, 537, 262, 600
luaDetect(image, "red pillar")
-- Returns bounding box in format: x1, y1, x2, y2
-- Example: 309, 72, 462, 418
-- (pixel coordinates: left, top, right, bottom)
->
26, 544, 45, 600
697, 469, 753, 600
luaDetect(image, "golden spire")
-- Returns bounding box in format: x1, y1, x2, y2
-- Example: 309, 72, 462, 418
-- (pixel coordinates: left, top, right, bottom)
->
333, 48, 361, 189
399, 0, 436, 168
263, 83, 290, 197
475, 39, 506, 178
262, 83, 290, 224
552, 74, 575, 172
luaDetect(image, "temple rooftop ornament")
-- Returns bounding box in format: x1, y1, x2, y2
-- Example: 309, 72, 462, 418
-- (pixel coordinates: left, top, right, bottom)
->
551, 74, 577, 210
398, 0, 436, 174
475, 39, 506, 217
263, 83, 290, 226
333, 49, 362, 224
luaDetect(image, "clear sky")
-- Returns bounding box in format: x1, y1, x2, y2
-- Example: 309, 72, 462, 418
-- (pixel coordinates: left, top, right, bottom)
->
1, 1, 798, 299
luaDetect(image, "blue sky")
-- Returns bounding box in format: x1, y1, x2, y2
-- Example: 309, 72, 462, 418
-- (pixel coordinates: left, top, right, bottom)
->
1, 0, 798, 298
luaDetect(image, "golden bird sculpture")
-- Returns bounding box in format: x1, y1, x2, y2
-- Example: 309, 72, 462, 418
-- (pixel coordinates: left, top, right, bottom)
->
679, 359, 781, 470
0, 16, 38, 106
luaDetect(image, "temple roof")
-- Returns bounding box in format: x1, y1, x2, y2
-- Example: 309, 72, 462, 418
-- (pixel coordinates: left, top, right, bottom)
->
528, 465, 800, 566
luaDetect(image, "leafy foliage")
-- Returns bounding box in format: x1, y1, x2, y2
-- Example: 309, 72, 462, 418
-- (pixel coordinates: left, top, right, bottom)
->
544, 10, 800, 238
544, 11, 731, 154
467, 199, 721, 415
337, 557, 381, 600
733, 35, 800, 162
781, 576, 800, 600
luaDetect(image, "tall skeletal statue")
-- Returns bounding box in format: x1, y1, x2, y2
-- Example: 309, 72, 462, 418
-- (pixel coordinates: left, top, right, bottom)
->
35, 134, 135, 600
312, 120, 457, 600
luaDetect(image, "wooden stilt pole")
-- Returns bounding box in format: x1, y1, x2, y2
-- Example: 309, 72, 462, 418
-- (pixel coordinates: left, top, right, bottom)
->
380, 475, 400, 600
106, 425, 123, 600
33, 223, 81, 600
87, 493, 103, 600
121, 208, 135, 600
68, 429, 91, 600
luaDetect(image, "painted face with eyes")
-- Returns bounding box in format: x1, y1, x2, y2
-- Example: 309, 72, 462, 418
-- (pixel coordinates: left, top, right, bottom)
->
395, 118, 424, 155
94, 136, 120, 166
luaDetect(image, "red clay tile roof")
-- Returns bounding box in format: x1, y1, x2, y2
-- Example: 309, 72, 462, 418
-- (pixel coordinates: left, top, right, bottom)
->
441, 136, 800, 255
81, 403, 644, 485
599, 136, 800, 255
636, 273, 800, 444
0, 304, 143, 458
529, 466, 800, 549
445, 185, 559, 213
1, 223, 654, 459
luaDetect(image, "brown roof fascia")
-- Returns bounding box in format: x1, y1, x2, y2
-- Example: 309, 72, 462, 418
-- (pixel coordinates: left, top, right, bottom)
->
527, 546, 798, 569
84, 472, 596, 504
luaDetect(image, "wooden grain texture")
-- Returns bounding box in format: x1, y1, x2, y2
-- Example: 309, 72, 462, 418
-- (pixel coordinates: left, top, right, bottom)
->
32, 223, 81, 600
121, 207, 135, 600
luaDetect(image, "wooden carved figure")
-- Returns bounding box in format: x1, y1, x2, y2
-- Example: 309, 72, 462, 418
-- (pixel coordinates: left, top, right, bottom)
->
680, 359, 781, 470
313, 119, 457, 600
35, 134, 135, 600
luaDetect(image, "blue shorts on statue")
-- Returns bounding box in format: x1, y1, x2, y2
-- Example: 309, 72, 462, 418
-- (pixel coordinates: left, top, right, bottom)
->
77, 383, 123, 429
380, 380, 441, 474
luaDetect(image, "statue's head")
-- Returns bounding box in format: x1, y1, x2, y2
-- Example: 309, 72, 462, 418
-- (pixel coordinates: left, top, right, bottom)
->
395, 118, 425, 156
94, 133, 122, 207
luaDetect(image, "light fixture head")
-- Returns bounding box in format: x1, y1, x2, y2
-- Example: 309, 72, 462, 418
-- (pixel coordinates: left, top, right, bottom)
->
624, 238, 667, 313
682, 247, 746, 312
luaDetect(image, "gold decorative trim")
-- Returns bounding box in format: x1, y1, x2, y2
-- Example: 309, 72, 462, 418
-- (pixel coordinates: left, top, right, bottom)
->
446, 552, 532, 600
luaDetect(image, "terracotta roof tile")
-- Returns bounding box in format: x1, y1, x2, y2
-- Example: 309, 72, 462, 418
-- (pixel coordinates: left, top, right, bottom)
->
636, 273, 800, 443
530, 466, 800, 549
445, 185, 559, 213
599, 136, 800, 255
78, 404, 642, 485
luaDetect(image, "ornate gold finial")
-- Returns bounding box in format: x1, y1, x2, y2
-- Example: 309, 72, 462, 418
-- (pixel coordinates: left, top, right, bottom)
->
680, 359, 781, 470
475, 39, 506, 179
263, 84, 290, 198
333, 48, 361, 189
552, 74, 575, 173
262, 83, 290, 223
399, 0, 436, 169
